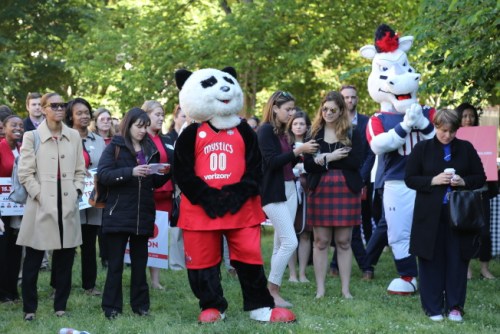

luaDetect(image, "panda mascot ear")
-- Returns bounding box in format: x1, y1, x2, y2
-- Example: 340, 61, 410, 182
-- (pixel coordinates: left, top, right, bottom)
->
175, 69, 193, 90
221, 66, 237, 79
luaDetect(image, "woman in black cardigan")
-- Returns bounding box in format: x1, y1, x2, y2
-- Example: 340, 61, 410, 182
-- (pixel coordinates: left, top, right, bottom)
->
257, 91, 318, 308
405, 109, 486, 322
98, 108, 170, 319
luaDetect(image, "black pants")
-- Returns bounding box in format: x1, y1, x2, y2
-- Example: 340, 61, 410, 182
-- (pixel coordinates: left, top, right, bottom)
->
22, 247, 75, 313
360, 182, 374, 242
418, 205, 468, 316
101, 233, 149, 315
187, 260, 274, 313
477, 197, 492, 262
364, 189, 388, 268
0, 224, 23, 301
81, 224, 99, 290
98, 226, 108, 263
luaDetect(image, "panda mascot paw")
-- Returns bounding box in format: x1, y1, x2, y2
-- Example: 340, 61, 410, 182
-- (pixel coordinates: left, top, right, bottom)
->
387, 276, 418, 295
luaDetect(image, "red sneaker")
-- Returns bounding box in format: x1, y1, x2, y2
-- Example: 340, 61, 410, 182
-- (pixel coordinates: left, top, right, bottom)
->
198, 308, 225, 323
270, 308, 296, 323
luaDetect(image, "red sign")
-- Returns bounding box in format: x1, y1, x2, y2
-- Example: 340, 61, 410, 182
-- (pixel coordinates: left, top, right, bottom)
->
456, 126, 498, 181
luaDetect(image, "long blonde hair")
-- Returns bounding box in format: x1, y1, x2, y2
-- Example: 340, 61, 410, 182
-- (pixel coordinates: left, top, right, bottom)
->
261, 91, 295, 136
311, 91, 352, 146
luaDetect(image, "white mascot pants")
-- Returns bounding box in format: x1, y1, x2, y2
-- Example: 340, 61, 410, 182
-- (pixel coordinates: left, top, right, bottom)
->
383, 180, 415, 260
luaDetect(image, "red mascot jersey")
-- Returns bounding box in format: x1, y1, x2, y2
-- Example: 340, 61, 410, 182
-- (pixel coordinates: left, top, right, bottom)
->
178, 122, 266, 231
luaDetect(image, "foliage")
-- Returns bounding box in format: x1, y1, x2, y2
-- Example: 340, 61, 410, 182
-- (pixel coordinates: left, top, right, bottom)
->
0, 228, 499, 333
410, 0, 499, 108
1, 0, 496, 120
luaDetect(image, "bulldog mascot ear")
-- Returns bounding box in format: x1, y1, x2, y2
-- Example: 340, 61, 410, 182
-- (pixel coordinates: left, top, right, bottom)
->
363, 24, 436, 296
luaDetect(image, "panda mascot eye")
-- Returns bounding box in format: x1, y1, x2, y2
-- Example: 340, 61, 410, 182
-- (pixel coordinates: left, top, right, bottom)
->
201, 76, 218, 88
223, 76, 235, 84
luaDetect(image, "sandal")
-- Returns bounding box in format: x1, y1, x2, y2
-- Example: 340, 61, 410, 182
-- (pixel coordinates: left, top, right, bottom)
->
24, 313, 35, 321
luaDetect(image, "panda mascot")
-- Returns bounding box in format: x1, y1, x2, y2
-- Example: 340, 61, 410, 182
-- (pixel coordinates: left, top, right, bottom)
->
362, 25, 436, 294
173, 67, 296, 323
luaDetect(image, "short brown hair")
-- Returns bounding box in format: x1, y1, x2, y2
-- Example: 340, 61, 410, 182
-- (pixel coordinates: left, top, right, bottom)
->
433, 109, 460, 132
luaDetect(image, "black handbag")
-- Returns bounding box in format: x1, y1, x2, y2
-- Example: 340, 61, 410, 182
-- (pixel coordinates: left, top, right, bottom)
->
447, 190, 485, 231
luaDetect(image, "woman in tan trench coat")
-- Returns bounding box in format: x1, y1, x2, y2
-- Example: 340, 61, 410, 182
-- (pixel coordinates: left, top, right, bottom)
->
16, 92, 86, 321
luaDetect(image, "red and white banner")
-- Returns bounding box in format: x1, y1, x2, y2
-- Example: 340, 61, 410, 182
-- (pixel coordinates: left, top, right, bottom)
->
457, 126, 498, 181
125, 210, 169, 269
0, 177, 25, 216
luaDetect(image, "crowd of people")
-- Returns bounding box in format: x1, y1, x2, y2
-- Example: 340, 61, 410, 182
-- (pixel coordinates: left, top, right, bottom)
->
0, 86, 496, 323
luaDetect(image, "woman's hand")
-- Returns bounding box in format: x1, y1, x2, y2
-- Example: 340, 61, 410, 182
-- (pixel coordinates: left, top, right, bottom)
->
326, 147, 350, 163
314, 153, 328, 166
133, 164, 151, 177
294, 139, 319, 156
431, 172, 455, 186
157, 163, 171, 175
450, 174, 465, 187
0, 218, 4, 233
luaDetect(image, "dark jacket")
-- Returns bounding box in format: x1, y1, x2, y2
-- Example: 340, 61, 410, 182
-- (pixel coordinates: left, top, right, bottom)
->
97, 135, 169, 236
356, 113, 376, 183
304, 127, 364, 194
257, 123, 300, 206
23, 117, 37, 132
405, 136, 486, 261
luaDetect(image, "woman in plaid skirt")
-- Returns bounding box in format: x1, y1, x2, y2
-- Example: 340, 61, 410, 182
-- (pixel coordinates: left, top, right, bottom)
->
304, 91, 364, 299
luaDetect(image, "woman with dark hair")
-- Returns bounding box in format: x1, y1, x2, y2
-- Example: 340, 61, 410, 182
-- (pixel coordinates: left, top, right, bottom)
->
286, 109, 313, 283
405, 109, 486, 322
17, 92, 86, 320
304, 91, 363, 299
65, 98, 106, 296
456, 102, 496, 280
0, 115, 24, 303
257, 91, 318, 307
98, 107, 169, 319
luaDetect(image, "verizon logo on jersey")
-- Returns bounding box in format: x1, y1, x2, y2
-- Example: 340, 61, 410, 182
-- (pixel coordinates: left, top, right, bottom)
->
204, 173, 232, 180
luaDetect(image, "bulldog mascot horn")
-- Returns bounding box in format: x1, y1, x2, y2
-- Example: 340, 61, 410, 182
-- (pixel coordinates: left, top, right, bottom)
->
173, 67, 296, 323
362, 25, 435, 294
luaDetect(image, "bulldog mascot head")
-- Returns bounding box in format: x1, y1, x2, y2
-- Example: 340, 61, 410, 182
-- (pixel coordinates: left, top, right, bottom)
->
363, 25, 436, 295
173, 67, 296, 324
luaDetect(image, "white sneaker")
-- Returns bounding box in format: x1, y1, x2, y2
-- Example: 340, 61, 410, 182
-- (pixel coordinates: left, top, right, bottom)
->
249, 307, 272, 322
448, 309, 463, 322
429, 314, 444, 322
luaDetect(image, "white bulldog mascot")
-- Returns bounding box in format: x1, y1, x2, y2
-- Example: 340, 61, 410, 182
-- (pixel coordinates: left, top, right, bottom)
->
173, 67, 296, 323
362, 24, 435, 294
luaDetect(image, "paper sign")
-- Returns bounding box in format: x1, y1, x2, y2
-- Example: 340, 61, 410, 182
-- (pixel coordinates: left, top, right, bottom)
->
0, 177, 25, 216
79, 169, 97, 210
456, 126, 498, 181
125, 210, 169, 269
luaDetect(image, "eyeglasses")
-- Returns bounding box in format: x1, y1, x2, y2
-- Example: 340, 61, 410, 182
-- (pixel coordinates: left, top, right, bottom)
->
44, 103, 68, 111
322, 107, 340, 114
277, 91, 292, 99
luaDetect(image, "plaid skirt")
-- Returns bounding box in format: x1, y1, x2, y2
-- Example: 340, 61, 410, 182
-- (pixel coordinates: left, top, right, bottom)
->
308, 169, 361, 227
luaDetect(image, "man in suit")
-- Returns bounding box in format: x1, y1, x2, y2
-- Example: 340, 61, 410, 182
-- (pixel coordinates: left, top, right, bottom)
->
23, 92, 44, 132
330, 85, 375, 280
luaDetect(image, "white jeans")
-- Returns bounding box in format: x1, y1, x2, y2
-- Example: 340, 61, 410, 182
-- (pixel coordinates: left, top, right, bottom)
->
263, 181, 298, 286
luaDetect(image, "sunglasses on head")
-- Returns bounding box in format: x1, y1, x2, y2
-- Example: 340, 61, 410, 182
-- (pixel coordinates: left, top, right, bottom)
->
45, 102, 68, 111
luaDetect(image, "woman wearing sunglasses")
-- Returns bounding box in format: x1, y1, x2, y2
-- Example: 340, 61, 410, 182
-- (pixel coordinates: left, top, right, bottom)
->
16, 92, 86, 321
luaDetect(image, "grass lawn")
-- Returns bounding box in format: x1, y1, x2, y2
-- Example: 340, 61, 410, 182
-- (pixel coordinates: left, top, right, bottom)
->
1, 226, 499, 334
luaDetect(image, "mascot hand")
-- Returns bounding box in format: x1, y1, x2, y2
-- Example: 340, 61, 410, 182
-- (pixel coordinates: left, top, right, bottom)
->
199, 188, 223, 219
414, 112, 430, 130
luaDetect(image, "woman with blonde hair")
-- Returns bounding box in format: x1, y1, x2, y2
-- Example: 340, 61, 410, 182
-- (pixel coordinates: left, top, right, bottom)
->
90, 107, 115, 145
141, 100, 175, 289
257, 91, 318, 307
304, 91, 363, 299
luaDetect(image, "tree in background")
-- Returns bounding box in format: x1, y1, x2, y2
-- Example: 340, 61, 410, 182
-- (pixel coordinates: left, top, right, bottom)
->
410, 0, 499, 108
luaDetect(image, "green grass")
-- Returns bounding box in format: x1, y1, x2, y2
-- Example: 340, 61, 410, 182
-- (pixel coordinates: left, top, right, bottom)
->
1, 227, 499, 334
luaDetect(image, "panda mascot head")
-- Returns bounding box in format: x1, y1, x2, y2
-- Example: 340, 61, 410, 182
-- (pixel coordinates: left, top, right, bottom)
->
175, 67, 243, 130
